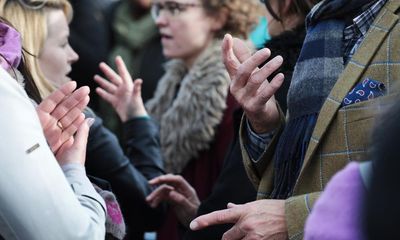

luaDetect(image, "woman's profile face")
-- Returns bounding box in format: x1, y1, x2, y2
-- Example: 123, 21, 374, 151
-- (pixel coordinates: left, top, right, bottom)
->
38, 9, 78, 88
153, 0, 221, 66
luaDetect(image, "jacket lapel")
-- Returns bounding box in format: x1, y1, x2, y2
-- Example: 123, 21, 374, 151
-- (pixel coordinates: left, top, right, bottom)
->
296, 0, 400, 182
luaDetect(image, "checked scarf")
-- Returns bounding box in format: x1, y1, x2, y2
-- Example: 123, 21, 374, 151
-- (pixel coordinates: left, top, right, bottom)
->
270, 0, 377, 199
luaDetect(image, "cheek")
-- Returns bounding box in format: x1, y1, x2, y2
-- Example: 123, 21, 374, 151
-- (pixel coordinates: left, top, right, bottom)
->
39, 51, 67, 84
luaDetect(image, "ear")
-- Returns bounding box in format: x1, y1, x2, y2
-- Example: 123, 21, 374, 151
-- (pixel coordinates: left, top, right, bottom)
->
210, 8, 228, 32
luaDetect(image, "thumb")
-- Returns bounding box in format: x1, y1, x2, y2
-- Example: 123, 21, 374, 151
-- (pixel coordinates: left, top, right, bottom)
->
71, 118, 94, 165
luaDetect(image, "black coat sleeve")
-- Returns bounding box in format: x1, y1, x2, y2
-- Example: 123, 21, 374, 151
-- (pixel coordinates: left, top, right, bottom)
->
84, 109, 166, 238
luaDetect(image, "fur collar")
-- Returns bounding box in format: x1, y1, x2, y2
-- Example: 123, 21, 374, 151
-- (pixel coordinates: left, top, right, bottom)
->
146, 40, 230, 173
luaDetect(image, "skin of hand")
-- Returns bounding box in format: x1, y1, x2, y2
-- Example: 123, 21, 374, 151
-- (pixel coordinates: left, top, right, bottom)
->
56, 117, 94, 166
36, 81, 90, 154
190, 199, 288, 240
223, 34, 285, 134
146, 174, 201, 227
94, 56, 148, 122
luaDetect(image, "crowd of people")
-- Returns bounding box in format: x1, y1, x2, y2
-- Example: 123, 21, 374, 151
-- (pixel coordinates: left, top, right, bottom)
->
0, 0, 399, 239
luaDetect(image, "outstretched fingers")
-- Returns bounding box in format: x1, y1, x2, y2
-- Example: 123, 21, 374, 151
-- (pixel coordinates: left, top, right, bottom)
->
94, 74, 118, 94
233, 48, 271, 95
99, 62, 123, 86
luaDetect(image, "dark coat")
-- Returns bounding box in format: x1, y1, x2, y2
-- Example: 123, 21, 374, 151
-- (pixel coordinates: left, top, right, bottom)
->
68, 0, 114, 110
84, 109, 165, 240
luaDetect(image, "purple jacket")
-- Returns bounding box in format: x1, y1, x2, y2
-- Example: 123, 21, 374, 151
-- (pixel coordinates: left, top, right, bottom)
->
304, 162, 366, 240
0, 22, 21, 70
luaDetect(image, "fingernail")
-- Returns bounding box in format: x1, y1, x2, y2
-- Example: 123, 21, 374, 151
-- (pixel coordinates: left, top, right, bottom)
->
189, 221, 198, 230
87, 118, 95, 127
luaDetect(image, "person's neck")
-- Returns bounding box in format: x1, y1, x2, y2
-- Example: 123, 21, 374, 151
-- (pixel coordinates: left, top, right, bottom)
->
270, 14, 305, 37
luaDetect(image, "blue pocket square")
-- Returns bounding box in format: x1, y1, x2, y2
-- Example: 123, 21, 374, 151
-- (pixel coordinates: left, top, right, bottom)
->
341, 78, 386, 107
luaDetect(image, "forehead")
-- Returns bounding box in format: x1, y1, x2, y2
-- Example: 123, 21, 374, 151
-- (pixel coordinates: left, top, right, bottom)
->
46, 9, 69, 38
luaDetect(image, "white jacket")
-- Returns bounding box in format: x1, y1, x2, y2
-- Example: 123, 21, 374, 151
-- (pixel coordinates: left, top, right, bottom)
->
0, 67, 106, 240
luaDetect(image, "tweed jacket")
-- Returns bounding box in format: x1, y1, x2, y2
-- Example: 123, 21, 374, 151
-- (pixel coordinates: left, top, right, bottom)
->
240, 1, 400, 239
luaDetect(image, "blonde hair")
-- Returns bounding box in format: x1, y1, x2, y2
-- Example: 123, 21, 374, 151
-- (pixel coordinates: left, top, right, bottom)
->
0, 0, 73, 97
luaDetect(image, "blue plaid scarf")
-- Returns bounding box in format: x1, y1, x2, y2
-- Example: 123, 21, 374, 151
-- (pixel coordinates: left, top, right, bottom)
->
271, 0, 377, 199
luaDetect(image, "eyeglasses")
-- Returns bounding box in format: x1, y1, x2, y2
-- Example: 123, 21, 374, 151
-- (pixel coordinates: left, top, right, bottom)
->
151, 1, 202, 20
8, 0, 47, 10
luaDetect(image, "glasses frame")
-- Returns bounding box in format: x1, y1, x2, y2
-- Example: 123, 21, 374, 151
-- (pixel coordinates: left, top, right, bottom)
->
151, 1, 202, 21
8, 0, 47, 10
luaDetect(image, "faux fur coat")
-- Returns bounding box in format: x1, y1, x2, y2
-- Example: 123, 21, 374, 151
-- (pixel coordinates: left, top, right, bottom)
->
146, 40, 230, 173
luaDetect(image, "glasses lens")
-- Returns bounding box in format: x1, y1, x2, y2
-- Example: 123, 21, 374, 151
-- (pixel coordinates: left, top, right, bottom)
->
151, 3, 160, 20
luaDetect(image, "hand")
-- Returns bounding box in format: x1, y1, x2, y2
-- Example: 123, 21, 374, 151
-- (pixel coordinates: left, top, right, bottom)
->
147, 174, 200, 227
56, 118, 94, 166
222, 34, 284, 133
95, 56, 147, 122
190, 199, 288, 240
36, 81, 90, 154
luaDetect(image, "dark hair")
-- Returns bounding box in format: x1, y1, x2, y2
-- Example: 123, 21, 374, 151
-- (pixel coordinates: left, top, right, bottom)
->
363, 97, 400, 240
263, 0, 320, 22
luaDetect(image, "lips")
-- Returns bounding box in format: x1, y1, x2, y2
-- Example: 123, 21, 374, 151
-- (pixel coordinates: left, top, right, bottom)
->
160, 33, 173, 39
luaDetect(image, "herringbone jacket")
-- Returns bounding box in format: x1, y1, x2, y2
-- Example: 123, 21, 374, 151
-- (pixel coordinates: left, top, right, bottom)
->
241, 0, 400, 239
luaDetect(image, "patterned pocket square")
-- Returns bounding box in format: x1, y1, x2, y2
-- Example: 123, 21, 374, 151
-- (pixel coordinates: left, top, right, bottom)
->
341, 78, 386, 107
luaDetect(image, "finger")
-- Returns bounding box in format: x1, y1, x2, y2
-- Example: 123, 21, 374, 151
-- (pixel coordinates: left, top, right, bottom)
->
253, 55, 283, 82
227, 202, 241, 209
94, 75, 118, 94
60, 112, 86, 143
168, 190, 191, 206
37, 81, 77, 113
149, 174, 191, 192
146, 185, 174, 207
222, 225, 246, 240
148, 174, 177, 185
68, 118, 93, 164
233, 48, 271, 92
115, 56, 133, 86
55, 136, 74, 157
96, 87, 116, 105
222, 34, 240, 79
132, 79, 143, 97
190, 208, 242, 230
99, 62, 123, 86
59, 96, 89, 128
232, 37, 252, 63
51, 86, 90, 120
255, 73, 284, 105
146, 184, 174, 201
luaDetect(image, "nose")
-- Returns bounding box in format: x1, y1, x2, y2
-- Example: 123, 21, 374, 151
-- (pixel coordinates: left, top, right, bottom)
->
154, 11, 168, 27
67, 44, 79, 64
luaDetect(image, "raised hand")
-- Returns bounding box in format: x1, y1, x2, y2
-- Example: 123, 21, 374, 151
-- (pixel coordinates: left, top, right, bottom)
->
223, 34, 284, 133
190, 199, 288, 240
36, 81, 90, 154
94, 56, 147, 122
147, 174, 200, 227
